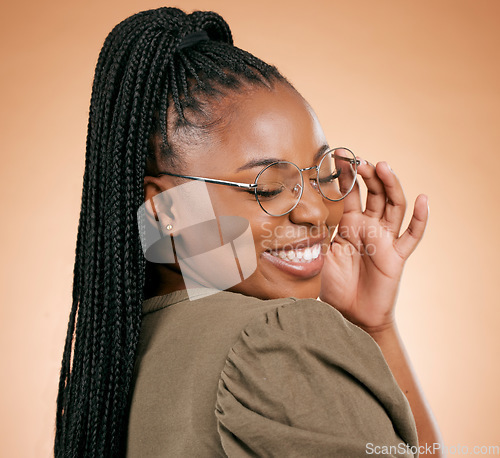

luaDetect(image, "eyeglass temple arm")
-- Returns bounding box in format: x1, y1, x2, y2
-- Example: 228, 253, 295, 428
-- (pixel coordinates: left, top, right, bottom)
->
156, 171, 257, 190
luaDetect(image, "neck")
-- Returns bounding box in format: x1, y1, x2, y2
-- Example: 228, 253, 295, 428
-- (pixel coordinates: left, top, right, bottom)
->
144, 261, 186, 299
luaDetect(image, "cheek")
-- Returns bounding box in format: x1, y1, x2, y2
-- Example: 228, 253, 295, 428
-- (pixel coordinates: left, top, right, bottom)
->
207, 186, 259, 217
205, 186, 271, 247
326, 201, 344, 228
251, 216, 283, 253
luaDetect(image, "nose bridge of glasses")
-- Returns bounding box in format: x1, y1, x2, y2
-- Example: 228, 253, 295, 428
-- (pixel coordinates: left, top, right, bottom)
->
297, 169, 330, 206
290, 167, 331, 220
298, 164, 322, 194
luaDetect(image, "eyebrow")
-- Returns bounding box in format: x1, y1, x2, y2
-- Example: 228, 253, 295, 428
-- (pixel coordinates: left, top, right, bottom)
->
236, 144, 330, 172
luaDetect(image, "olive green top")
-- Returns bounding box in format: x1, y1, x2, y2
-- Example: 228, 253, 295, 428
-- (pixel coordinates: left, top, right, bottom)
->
126, 288, 418, 457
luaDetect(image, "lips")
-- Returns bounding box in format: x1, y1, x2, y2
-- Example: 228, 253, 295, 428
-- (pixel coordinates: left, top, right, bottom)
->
261, 239, 327, 279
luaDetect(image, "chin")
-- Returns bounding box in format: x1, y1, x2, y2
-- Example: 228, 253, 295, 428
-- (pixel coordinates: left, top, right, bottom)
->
228, 274, 321, 301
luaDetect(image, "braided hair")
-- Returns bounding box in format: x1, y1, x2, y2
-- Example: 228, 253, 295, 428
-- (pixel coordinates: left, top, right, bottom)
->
54, 7, 289, 457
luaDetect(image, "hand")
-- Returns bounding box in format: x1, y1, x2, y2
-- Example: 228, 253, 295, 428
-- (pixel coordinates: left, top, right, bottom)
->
319, 160, 429, 333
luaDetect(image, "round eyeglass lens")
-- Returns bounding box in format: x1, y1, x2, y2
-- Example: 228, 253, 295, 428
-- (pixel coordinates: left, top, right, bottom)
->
254, 161, 303, 216
318, 147, 358, 201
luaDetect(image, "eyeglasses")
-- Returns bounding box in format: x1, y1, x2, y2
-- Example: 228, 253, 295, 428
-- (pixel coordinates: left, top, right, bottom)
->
156, 147, 360, 217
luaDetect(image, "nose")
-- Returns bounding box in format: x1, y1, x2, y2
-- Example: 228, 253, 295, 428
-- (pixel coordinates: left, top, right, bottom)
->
288, 174, 331, 227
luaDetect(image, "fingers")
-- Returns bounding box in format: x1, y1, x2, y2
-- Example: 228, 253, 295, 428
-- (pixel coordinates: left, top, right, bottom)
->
355, 160, 387, 218
355, 160, 407, 236
340, 156, 364, 214
375, 162, 407, 236
394, 194, 429, 259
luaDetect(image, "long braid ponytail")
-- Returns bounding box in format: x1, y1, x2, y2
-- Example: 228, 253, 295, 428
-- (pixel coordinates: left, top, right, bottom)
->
55, 7, 287, 456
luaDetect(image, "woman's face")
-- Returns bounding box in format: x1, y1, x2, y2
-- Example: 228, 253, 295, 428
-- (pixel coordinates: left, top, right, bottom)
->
151, 82, 344, 300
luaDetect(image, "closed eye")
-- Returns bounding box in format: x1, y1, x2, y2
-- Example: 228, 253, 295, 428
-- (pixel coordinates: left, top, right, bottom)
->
318, 169, 341, 183
255, 187, 284, 199
242, 186, 284, 199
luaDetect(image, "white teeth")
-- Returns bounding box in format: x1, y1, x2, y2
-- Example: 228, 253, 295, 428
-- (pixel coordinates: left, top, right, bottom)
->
270, 244, 321, 263
303, 248, 312, 261
313, 244, 321, 257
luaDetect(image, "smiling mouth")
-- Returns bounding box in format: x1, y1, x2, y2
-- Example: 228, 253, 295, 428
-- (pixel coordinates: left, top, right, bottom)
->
268, 243, 322, 263
261, 241, 325, 279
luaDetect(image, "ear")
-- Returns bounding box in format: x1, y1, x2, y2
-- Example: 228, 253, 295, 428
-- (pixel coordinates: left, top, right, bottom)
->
143, 175, 176, 203
144, 175, 162, 203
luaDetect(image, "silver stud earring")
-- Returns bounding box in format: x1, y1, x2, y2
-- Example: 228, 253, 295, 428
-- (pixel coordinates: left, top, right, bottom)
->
166, 224, 173, 231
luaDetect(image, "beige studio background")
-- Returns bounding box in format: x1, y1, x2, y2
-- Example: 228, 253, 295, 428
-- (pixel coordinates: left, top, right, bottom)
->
1, 0, 499, 456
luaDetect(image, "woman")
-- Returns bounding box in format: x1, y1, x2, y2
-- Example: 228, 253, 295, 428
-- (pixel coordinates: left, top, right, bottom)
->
55, 7, 443, 457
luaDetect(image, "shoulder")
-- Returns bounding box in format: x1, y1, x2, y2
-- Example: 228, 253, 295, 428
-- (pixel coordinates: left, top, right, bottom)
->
228, 297, 377, 360
215, 298, 418, 455
192, 292, 373, 357
218, 297, 395, 406
249, 297, 366, 339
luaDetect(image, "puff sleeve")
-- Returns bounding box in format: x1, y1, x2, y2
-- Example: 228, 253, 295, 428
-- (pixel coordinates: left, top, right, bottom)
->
215, 299, 418, 457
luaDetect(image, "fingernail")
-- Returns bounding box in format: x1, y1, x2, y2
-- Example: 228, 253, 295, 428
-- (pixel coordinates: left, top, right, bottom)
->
421, 194, 429, 211
387, 163, 393, 172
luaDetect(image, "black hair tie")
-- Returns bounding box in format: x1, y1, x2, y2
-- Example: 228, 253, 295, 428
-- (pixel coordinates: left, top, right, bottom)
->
177, 30, 210, 50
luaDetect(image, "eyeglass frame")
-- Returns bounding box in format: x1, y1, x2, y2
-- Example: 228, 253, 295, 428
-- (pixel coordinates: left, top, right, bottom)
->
156, 147, 361, 217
